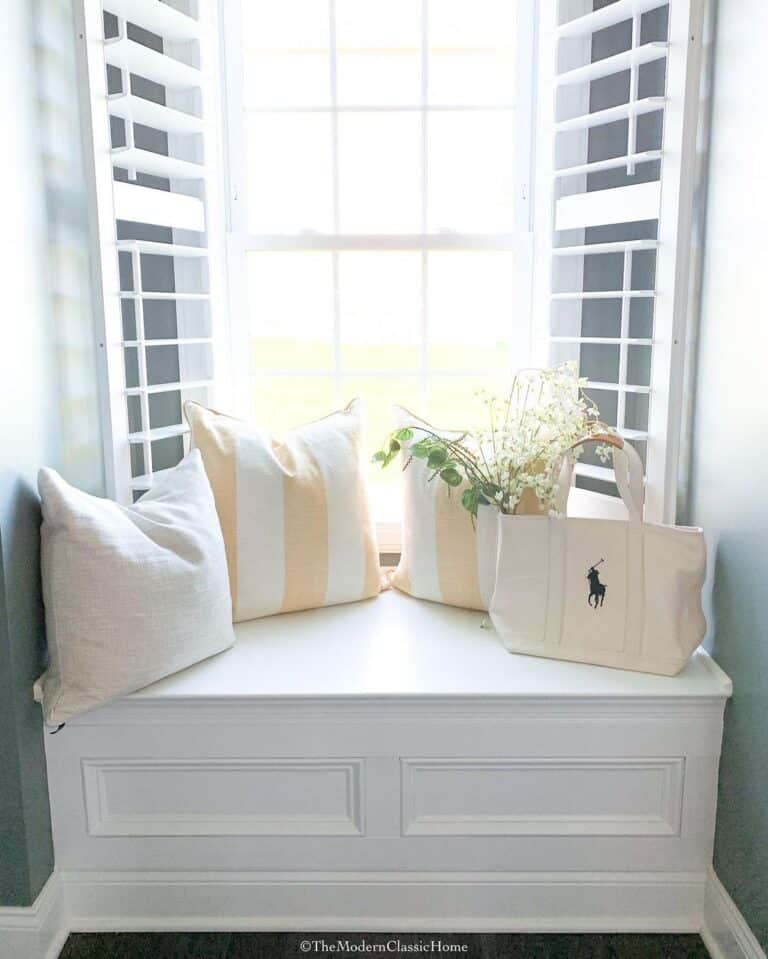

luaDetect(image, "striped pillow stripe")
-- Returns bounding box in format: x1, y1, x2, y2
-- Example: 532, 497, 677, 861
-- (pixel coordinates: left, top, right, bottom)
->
185, 399, 381, 622
389, 406, 487, 611
390, 406, 567, 611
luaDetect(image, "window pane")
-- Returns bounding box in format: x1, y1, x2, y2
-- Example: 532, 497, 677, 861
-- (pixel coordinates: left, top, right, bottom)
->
338, 113, 421, 233
337, 52, 421, 106
429, 0, 516, 105
241, 0, 330, 109
246, 114, 333, 232
336, 0, 421, 106
251, 375, 337, 436
428, 112, 515, 232
342, 375, 423, 491
427, 252, 514, 371
429, 54, 515, 107
243, 53, 330, 109
242, 0, 329, 51
247, 252, 334, 370
428, 0, 517, 48
339, 252, 421, 371
426, 374, 511, 430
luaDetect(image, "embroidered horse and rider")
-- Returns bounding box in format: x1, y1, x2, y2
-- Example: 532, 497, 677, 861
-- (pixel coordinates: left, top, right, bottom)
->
587, 559, 606, 608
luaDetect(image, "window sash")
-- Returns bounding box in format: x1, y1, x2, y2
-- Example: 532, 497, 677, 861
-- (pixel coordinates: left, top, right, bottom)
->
221, 0, 537, 426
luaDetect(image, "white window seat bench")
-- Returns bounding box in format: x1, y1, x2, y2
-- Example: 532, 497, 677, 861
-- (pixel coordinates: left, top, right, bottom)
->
44, 590, 731, 933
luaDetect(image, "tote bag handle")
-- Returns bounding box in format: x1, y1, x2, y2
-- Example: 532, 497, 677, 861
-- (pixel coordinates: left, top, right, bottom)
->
560, 433, 645, 521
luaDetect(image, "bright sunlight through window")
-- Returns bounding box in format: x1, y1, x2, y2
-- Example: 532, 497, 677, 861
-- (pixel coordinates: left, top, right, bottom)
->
225, 0, 532, 505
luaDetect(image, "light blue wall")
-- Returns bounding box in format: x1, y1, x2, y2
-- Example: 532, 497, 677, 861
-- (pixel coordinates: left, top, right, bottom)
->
0, 0, 105, 906
685, 0, 768, 949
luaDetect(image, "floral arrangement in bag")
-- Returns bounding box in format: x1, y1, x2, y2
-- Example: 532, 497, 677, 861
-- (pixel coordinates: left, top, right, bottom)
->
374, 363, 614, 517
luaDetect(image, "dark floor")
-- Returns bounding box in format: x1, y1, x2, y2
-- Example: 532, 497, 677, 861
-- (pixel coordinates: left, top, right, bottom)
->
59, 932, 711, 959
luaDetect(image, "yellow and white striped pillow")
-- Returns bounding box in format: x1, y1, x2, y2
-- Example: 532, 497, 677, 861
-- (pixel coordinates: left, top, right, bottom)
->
389, 407, 551, 611
389, 407, 490, 611
185, 399, 381, 622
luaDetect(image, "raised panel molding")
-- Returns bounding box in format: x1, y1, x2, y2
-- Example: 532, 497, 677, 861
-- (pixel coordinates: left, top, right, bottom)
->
401, 757, 685, 837
82, 758, 364, 837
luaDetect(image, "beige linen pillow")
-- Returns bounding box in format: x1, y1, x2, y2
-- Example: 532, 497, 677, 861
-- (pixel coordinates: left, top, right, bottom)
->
389, 407, 552, 611
35, 451, 235, 724
185, 398, 381, 622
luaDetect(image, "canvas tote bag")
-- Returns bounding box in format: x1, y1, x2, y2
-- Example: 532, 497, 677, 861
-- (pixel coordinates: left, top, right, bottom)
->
489, 436, 707, 676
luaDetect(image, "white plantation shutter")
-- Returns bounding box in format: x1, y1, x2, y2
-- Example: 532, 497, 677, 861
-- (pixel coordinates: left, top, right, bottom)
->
75, 0, 227, 502
532, 0, 705, 523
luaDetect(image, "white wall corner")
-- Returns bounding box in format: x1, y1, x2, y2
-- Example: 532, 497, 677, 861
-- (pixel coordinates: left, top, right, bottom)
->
0, 873, 68, 959
701, 870, 767, 959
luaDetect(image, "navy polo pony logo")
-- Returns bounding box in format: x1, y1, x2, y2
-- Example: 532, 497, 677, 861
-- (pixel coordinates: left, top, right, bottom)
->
587, 559, 606, 609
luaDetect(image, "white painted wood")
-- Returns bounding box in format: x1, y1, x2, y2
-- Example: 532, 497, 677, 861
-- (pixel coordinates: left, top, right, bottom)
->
41, 590, 728, 934
0, 875, 67, 959
74, 0, 132, 502
90, 591, 728, 702
14, 864, 766, 956
646, 0, 707, 524
124, 379, 212, 396
82, 758, 364, 837
555, 182, 662, 230
533, 0, 705, 523
559, 0, 669, 37
116, 240, 207, 257
551, 290, 655, 299
112, 181, 205, 231
11, 866, 765, 952
551, 337, 653, 346
557, 42, 668, 86
553, 239, 658, 256
105, 36, 199, 89
401, 757, 684, 837
111, 146, 205, 180
61, 869, 707, 932
556, 97, 665, 132
104, 0, 199, 42
556, 150, 662, 178
585, 379, 650, 394
701, 871, 768, 959
126, 423, 189, 442
242, 233, 519, 251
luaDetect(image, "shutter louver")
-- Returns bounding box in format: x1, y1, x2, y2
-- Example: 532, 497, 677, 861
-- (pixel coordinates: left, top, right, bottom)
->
76, 0, 225, 502
532, 0, 704, 523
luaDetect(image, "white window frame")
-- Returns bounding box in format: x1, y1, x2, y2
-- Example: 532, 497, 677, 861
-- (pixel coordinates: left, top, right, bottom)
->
78, 0, 704, 532
218, 0, 538, 546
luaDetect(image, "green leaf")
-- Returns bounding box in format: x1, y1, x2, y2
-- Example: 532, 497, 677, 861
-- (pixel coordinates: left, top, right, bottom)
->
410, 440, 432, 459
395, 428, 414, 442
371, 451, 386, 464
388, 439, 401, 454
440, 467, 462, 487
427, 448, 448, 469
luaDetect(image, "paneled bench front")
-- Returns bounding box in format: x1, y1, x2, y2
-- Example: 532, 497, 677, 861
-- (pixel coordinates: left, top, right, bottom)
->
44, 590, 731, 932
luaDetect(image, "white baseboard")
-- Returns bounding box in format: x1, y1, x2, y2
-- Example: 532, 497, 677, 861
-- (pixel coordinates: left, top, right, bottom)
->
701, 871, 767, 959
63, 869, 706, 933
3, 866, 764, 957
0, 874, 67, 959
